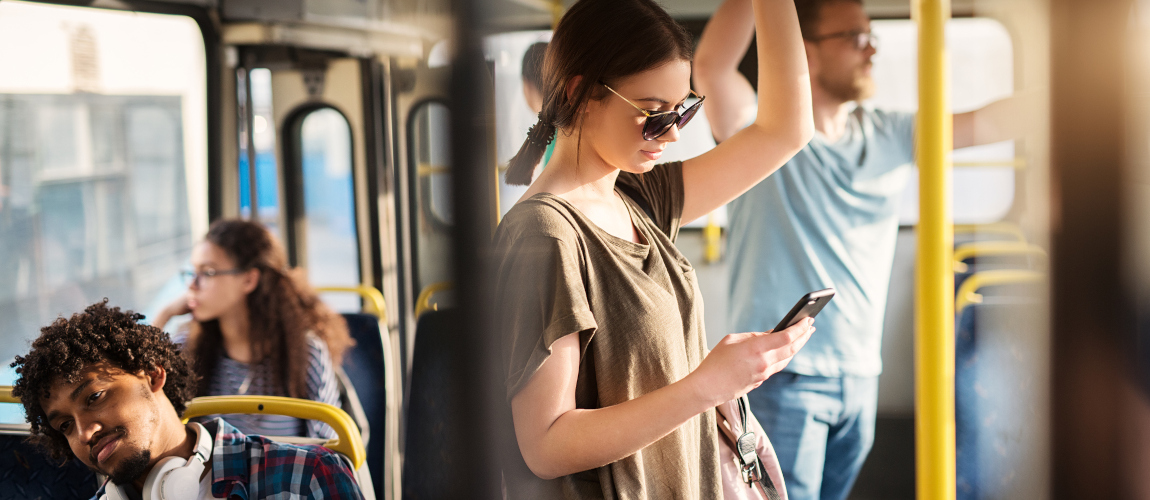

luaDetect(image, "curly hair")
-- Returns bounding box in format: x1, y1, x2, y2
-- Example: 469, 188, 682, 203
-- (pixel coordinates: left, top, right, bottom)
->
186, 219, 353, 400
10, 299, 198, 462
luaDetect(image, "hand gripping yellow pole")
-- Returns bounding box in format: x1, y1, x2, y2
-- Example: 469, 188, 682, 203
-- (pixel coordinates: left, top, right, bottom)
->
914, 0, 955, 498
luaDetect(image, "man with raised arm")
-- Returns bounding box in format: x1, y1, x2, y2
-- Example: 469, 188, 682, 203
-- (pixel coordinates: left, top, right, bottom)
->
10, 300, 364, 500
693, 0, 1021, 498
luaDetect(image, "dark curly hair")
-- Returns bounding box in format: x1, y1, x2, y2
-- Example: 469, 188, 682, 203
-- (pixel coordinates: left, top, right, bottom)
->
10, 299, 198, 461
186, 219, 353, 400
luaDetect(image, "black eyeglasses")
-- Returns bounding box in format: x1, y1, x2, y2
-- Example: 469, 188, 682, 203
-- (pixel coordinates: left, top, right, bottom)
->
181, 268, 245, 287
806, 30, 878, 51
602, 84, 706, 141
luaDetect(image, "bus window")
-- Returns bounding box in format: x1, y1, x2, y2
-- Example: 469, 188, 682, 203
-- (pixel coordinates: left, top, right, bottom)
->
239, 67, 282, 237
295, 107, 360, 310
0, 0, 207, 411
867, 18, 1017, 225
486, 31, 550, 217
409, 100, 453, 302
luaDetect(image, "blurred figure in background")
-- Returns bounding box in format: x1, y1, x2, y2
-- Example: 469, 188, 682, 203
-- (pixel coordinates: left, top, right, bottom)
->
521, 41, 556, 168
153, 219, 354, 439
695, 0, 1023, 498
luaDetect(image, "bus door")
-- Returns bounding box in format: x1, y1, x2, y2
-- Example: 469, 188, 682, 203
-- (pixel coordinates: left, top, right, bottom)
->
390, 62, 449, 386
223, 41, 400, 499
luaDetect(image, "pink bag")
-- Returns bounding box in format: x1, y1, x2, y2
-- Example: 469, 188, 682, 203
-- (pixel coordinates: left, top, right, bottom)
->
716, 396, 787, 500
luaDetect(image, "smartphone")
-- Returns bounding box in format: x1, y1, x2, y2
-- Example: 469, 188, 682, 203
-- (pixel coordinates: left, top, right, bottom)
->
771, 288, 836, 332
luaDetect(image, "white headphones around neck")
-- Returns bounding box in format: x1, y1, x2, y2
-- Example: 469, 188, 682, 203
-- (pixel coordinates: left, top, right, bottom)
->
104, 422, 212, 500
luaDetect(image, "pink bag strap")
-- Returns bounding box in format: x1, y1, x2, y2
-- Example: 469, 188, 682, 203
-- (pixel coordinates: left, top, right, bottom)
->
725, 396, 783, 500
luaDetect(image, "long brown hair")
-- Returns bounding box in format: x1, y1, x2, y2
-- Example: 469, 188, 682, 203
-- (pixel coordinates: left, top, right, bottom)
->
186, 219, 353, 399
504, 0, 694, 185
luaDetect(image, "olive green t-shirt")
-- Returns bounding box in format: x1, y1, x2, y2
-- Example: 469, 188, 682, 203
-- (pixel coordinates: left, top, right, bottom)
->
494, 162, 721, 499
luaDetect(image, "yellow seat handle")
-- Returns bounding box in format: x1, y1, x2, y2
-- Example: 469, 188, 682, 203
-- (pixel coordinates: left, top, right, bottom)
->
953, 222, 1027, 243
952, 242, 1047, 272
316, 285, 387, 323
415, 281, 454, 318
182, 395, 366, 469
955, 270, 1045, 314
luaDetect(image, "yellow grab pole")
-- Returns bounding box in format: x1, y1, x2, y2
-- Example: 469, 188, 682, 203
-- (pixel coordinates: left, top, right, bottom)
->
551, 0, 563, 28
914, 0, 955, 498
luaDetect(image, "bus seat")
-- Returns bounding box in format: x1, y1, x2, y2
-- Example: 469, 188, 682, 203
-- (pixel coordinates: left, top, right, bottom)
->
403, 308, 467, 500
0, 387, 99, 500
341, 312, 388, 500
954, 276, 1045, 500
317, 285, 402, 500
0, 429, 100, 500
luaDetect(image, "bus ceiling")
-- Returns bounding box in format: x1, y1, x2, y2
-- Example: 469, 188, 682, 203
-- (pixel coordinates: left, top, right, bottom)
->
27, 0, 979, 34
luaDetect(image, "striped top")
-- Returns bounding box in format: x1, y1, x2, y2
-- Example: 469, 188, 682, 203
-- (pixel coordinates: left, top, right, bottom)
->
175, 330, 340, 439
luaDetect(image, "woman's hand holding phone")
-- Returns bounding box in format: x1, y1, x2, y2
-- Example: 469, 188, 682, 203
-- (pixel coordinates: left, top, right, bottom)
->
686, 317, 815, 408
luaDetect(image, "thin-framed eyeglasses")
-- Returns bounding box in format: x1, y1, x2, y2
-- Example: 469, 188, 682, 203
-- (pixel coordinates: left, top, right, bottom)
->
806, 30, 878, 51
602, 84, 706, 141
181, 268, 245, 287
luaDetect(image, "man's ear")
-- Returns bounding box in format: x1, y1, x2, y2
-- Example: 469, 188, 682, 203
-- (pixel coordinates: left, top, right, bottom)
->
145, 365, 168, 394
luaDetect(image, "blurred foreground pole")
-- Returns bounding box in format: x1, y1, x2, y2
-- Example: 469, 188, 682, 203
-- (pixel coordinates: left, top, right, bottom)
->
1049, 0, 1142, 498
913, 0, 955, 497
448, 0, 504, 495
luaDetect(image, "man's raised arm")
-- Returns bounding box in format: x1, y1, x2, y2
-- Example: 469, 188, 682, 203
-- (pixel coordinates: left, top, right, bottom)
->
694, 0, 760, 143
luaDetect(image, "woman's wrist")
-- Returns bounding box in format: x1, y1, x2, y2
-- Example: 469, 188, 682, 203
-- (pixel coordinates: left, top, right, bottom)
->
678, 370, 723, 410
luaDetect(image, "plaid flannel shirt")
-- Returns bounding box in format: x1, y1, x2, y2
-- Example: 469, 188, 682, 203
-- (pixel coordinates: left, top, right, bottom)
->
206, 418, 363, 499
96, 417, 363, 500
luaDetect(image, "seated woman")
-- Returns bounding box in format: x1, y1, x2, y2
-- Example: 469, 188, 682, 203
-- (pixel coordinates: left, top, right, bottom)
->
154, 219, 354, 439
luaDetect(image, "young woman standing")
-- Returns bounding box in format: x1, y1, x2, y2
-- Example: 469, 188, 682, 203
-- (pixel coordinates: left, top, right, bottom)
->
494, 0, 815, 496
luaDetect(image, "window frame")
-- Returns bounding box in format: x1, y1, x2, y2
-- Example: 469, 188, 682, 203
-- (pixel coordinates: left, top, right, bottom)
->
281, 101, 363, 284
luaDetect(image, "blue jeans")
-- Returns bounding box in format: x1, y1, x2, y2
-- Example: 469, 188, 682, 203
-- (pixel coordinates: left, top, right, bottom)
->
747, 373, 879, 500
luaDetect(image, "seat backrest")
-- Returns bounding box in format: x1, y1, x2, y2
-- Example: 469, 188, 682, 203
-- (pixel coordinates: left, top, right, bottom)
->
340, 312, 388, 500
954, 282, 1044, 500
403, 309, 468, 500
0, 430, 98, 500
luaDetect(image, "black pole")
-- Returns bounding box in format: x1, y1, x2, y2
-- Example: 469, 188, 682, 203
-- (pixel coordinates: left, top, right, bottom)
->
1050, 0, 1141, 498
447, 0, 504, 495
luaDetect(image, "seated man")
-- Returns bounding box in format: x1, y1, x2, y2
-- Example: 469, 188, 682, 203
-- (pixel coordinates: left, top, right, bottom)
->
10, 300, 364, 500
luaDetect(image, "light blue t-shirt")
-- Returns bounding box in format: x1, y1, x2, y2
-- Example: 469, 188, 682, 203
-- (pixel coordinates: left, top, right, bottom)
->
727, 105, 915, 377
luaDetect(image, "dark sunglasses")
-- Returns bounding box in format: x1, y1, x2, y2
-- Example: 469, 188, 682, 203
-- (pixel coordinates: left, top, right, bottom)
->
602, 84, 706, 141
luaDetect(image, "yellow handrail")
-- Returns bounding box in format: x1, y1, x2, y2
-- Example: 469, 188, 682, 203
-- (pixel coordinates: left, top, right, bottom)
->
952, 158, 1027, 169
915, 0, 955, 497
316, 285, 388, 322
0, 386, 16, 404
703, 213, 722, 263
952, 242, 1047, 272
183, 395, 366, 469
955, 270, 1045, 314
551, 0, 563, 28
417, 164, 450, 177
415, 281, 454, 318
953, 222, 1026, 243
